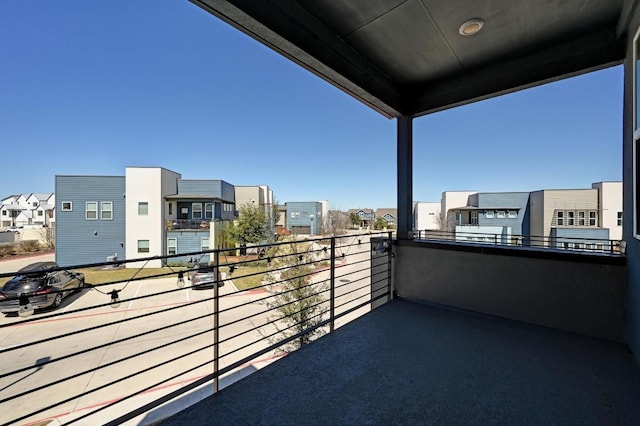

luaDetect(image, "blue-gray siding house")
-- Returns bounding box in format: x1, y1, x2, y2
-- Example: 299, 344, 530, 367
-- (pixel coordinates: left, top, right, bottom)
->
165, 179, 236, 264
286, 202, 323, 235
453, 192, 531, 244
55, 175, 126, 266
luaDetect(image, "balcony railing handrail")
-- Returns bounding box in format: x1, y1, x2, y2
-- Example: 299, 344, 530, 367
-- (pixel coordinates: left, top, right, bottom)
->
0, 231, 393, 426
413, 229, 624, 255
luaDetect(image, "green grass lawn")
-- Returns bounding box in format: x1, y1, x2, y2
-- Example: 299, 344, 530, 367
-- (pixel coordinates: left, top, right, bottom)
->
222, 265, 268, 291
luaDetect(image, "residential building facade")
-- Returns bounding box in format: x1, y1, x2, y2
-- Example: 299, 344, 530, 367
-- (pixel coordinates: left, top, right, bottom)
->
413, 202, 441, 231
286, 202, 323, 235
1, 193, 55, 229
56, 167, 241, 268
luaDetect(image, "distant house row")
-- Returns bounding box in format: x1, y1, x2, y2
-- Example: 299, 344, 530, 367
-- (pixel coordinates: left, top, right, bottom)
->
1, 193, 55, 229
414, 181, 622, 250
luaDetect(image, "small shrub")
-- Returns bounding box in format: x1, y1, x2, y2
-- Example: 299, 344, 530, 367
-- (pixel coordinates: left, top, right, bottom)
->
19, 240, 41, 253
0, 244, 17, 257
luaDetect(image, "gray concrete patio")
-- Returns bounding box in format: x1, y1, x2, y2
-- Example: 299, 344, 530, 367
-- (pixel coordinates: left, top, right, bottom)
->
159, 299, 640, 425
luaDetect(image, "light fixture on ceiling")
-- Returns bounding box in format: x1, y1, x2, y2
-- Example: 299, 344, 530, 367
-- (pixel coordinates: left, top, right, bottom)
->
459, 18, 484, 36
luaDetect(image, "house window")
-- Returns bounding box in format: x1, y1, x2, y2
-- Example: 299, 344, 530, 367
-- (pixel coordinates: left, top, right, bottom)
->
563, 242, 570, 250
205, 203, 213, 219
1, 211, 6, 216
38, 210, 43, 217
556, 211, 564, 226
32, 202, 37, 207
597, 243, 604, 251
589, 211, 597, 226
291, 212, 300, 218
167, 238, 177, 256
567, 211, 575, 226
101, 202, 113, 220
192, 203, 203, 219
224, 203, 234, 212
138, 202, 149, 216
618, 212, 623, 226
507, 210, 517, 219
201, 237, 210, 252
470, 211, 478, 225
578, 211, 586, 226
137, 240, 150, 253
86, 202, 98, 220
61, 201, 73, 211
485, 211, 494, 219
168, 203, 173, 215
496, 211, 506, 219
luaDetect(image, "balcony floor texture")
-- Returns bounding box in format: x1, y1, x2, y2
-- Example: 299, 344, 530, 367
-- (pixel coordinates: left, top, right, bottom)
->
160, 299, 640, 425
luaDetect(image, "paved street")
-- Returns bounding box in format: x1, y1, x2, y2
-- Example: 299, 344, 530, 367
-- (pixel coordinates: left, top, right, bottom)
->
0, 238, 383, 425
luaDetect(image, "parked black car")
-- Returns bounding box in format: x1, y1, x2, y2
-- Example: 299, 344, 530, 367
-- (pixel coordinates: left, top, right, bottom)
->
0, 262, 85, 315
189, 264, 224, 289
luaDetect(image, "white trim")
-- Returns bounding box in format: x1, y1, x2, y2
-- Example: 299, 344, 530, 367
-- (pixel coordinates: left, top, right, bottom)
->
85, 201, 98, 220
101, 201, 113, 220
61, 201, 73, 212
167, 237, 177, 256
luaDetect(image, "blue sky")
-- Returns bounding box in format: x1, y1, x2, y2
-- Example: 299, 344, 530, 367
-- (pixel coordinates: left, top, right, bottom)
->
0, 1, 623, 210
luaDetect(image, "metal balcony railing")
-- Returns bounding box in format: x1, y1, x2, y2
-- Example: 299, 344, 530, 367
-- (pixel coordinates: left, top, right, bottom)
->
0, 232, 392, 425
167, 219, 211, 230
413, 229, 625, 255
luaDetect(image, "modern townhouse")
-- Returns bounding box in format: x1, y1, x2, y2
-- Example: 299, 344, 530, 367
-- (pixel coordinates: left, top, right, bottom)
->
55, 167, 240, 268
530, 182, 622, 251
449, 192, 531, 245
235, 184, 275, 234
286, 201, 324, 235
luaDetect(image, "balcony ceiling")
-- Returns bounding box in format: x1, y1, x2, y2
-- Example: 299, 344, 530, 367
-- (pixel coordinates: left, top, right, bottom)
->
191, 0, 627, 118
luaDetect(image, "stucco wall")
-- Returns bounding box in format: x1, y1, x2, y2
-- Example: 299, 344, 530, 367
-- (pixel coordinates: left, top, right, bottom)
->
393, 240, 627, 343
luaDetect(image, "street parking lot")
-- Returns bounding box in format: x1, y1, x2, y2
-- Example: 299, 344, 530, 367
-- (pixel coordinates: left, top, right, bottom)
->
0, 241, 382, 425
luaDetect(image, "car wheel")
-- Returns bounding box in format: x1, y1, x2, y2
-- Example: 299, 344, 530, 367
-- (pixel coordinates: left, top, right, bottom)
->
52, 293, 63, 308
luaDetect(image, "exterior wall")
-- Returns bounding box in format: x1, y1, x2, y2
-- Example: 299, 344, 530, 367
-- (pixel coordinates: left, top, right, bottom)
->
235, 186, 263, 209
394, 240, 627, 343
593, 181, 623, 241
55, 175, 126, 266
126, 167, 181, 268
476, 192, 530, 236
623, 10, 640, 363
530, 189, 599, 246
441, 191, 476, 228
166, 230, 211, 264
551, 227, 611, 251
286, 202, 323, 235
414, 202, 440, 230
455, 225, 510, 244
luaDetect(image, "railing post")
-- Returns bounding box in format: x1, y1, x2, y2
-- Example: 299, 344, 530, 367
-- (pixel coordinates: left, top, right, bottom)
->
213, 250, 220, 393
330, 236, 336, 333
387, 231, 393, 302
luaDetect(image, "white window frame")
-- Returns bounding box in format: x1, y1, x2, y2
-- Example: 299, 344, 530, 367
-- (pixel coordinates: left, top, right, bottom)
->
485, 210, 494, 219
496, 211, 506, 219
470, 211, 478, 225
201, 237, 210, 252
137, 240, 150, 253
205, 203, 213, 219
101, 202, 113, 220
86, 202, 98, 220
138, 202, 149, 216
557, 211, 564, 226
167, 238, 177, 256
507, 210, 517, 219
192, 203, 203, 220
589, 211, 597, 227
61, 201, 73, 211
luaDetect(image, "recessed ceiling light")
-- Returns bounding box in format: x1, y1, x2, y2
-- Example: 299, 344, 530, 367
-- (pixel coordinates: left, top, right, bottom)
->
459, 18, 484, 36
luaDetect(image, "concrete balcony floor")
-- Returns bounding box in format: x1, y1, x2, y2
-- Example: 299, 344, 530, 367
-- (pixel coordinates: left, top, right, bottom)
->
160, 299, 640, 425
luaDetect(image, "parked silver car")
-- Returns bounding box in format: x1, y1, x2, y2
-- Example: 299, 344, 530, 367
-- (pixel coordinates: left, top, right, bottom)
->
0, 262, 85, 315
189, 265, 223, 289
